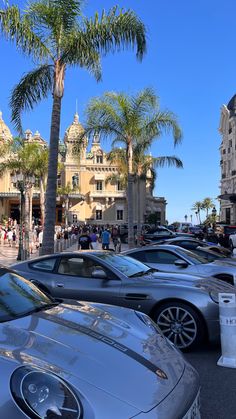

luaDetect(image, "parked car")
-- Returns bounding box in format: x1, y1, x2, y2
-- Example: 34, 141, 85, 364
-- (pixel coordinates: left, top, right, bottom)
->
123, 244, 236, 285
153, 237, 232, 261
229, 232, 236, 252
119, 223, 152, 243
0, 266, 202, 418
12, 251, 236, 350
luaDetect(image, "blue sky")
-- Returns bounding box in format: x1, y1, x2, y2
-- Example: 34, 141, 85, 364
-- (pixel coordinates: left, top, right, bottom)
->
0, 0, 235, 223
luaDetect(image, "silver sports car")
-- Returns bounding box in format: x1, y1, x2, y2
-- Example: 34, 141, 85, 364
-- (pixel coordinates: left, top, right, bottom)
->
12, 251, 236, 350
0, 267, 201, 418
124, 244, 236, 285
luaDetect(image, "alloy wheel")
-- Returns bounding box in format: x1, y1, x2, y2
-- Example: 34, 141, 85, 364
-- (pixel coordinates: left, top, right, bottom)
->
156, 305, 198, 349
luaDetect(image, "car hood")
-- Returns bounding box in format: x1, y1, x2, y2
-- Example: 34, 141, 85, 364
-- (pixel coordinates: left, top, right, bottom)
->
0, 302, 187, 412
210, 258, 236, 267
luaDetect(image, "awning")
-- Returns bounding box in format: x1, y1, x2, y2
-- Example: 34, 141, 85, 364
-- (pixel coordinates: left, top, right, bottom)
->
218, 193, 236, 203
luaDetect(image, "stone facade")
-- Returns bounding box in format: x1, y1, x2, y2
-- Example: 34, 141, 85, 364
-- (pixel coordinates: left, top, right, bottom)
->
219, 95, 236, 224
0, 112, 166, 226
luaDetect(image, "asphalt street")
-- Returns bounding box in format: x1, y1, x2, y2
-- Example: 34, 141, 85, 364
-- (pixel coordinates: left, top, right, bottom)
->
185, 342, 236, 419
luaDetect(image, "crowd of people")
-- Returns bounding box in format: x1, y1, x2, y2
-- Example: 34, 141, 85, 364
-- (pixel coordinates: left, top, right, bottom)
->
0, 219, 123, 254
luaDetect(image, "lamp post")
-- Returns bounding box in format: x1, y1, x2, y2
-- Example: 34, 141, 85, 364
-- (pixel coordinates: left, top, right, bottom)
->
11, 173, 35, 260
212, 206, 217, 231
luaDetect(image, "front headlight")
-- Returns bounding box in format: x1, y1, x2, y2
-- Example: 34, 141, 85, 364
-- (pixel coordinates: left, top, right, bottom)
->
10, 366, 82, 418
135, 311, 163, 334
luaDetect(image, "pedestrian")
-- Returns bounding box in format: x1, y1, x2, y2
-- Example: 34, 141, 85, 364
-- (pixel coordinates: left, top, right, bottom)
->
7, 229, 13, 247
101, 227, 111, 250
78, 227, 93, 250
111, 226, 121, 252
38, 229, 43, 247
90, 228, 99, 249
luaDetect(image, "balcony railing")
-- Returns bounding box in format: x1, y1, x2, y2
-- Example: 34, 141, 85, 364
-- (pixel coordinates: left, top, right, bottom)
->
90, 190, 126, 198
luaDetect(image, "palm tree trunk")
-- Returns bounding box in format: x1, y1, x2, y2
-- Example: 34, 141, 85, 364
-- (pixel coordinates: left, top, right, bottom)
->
127, 140, 134, 248
39, 178, 45, 226
136, 175, 141, 246
29, 187, 33, 230
24, 189, 30, 259
42, 94, 62, 255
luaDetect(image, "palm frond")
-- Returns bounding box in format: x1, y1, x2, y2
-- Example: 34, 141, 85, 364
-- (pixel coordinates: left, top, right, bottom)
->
152, 156, 183, 168
0, 5, 49, 59
61, 29, 102, 80
84, 6, 146, 60
10, 64, 54, 134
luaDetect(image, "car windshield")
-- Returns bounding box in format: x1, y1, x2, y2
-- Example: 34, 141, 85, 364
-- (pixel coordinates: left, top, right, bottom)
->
176, 247, 209, 264
0, 269, 56, 322
95, 253, 151, 277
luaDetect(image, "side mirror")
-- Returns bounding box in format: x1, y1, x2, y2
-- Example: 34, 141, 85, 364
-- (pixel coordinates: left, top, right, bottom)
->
174, 259, 189, 268
91, 269, 107, 279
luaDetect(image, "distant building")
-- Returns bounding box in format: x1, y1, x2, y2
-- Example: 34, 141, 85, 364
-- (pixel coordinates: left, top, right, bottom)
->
0, 112, 166, 225
219, 95, 236, 224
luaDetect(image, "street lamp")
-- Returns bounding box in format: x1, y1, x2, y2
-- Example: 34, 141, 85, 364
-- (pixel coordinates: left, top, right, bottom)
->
11, 173, 35, 260
212, 207, 217, 230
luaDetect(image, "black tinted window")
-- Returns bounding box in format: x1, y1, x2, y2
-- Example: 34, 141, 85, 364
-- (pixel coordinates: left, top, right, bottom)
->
129, 251, 147, 263
146, 250, 178, 264
0, 271, 52, 322
30, 258, 57, 272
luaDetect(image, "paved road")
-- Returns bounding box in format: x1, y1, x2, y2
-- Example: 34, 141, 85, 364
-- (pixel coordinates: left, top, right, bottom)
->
185, 343, 236, 419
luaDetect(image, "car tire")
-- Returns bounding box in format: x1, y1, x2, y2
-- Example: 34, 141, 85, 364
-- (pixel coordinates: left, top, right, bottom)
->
154, 302, 205, 351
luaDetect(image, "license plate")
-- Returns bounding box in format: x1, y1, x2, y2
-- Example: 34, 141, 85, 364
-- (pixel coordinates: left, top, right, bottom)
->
183, 391, 201, 419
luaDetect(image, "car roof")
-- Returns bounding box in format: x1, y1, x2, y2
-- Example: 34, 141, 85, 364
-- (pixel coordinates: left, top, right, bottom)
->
124, 244, 186, 253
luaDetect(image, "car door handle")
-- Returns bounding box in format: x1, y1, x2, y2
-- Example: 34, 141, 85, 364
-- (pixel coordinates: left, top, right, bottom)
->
56, 283, 64, 288
124, 293, 148, 300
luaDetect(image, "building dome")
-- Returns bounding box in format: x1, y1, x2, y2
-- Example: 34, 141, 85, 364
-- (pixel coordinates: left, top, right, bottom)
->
227, 95, 236, 116
0, 112, 13, 142
64, 113, 87, 146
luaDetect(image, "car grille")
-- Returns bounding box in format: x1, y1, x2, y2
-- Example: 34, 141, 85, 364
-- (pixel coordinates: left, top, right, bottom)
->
182, 390, 201, 418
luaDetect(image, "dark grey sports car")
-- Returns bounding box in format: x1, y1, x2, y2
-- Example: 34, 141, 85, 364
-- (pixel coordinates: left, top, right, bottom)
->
12, 251, 236, 350
0, 267, 201, 418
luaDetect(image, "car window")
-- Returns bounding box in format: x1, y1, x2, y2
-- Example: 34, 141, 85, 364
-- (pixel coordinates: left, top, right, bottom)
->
128, 251, 147, 263
0, 270, 54, 322
145, 250, 179, 264
30, 258, 58, 272
58, 257, 94, 277
179, 241, 199, 250
95, 253, 150, 277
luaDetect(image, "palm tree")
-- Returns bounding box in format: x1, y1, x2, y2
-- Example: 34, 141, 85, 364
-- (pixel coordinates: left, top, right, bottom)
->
192, 201, 203, 224
81, 88, 182, 247
0, 139, 42, 256
107, 147, 182, 244
3, 0, 146, 255
201, 197, 214, 219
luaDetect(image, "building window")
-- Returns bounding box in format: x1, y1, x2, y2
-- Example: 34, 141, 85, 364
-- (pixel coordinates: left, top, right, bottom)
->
96, 155, 103, 164
222, 149, 226, 154
96, 181, 103, 191
57, 174, 61, 188
229, 127, 232, 134
72, 173, 79, 189
229, 140, 232, 147
117, 181, 123, 191
116, 210, 123, 220
96, 210, 102, 220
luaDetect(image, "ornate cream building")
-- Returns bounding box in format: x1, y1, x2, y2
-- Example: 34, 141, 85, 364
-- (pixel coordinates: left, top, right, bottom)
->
219, 95, 236, 224
0, 111, 166, 226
